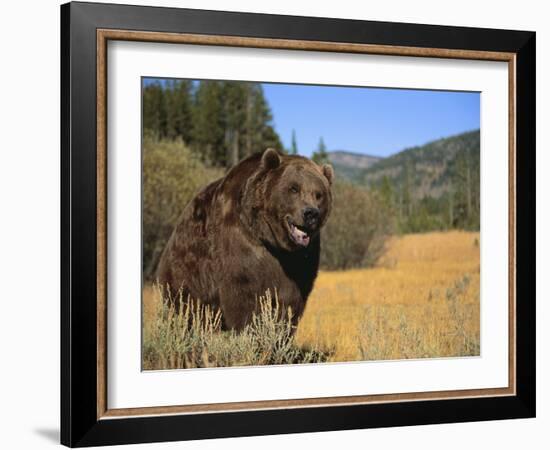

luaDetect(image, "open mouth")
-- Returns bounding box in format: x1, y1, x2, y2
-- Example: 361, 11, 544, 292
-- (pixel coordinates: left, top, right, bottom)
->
286, 217, 311, 247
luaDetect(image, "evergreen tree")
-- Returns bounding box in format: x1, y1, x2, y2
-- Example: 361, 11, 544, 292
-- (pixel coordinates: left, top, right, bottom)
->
312, 137, 329, 164
166, 80, 193, 143
144, 78, 284, 168
220, 82, 283, 166
378, 175, 394, 210
403, 159, 413, 217
290, 129, 298, 154
262, 127, 283, 153
244, 83, 282, 156
449, 143, 479, 229
222, 81, 248, 167
192, 81, 226, 165
143, 82, 167, 139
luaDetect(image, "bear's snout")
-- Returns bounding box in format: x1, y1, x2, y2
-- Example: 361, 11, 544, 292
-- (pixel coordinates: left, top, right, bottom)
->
303, 207, 320, 228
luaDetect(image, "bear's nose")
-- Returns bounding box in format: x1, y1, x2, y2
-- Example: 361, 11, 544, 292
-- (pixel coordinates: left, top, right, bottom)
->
303, 207, 320, 227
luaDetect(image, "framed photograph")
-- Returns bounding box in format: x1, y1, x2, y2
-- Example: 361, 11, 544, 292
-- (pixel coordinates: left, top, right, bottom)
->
61, 1, 535, 447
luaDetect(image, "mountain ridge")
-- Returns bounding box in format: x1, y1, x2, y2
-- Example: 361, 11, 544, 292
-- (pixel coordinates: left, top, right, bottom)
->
327, 129, 480, 200
327, 150, 384, 183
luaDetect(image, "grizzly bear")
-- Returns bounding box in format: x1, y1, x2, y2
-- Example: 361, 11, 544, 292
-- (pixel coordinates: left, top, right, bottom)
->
156, 148, 334, 331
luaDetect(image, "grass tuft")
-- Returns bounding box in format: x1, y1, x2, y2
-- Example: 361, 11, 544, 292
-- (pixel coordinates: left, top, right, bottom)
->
143, 287, 330, 370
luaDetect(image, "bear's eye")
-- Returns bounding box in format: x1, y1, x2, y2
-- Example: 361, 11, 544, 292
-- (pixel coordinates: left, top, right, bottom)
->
315, 192, 323, 201
289, 185, 300, 194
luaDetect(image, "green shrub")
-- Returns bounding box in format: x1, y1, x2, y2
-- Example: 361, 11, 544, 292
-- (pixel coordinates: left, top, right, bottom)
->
142, 137, 223, 279
321, 180, 395, 270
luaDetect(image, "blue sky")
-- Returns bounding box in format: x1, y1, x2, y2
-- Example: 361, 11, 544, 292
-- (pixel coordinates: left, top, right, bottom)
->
143, 78, 479, 158
262, 83, 479, 158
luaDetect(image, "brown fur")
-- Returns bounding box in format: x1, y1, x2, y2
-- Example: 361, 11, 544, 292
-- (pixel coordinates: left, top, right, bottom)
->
156, 148, 334, 331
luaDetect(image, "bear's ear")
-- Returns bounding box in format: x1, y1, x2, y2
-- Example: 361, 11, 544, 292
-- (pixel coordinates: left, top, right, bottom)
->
261, 148, 281, 170
322, 164, 334, 185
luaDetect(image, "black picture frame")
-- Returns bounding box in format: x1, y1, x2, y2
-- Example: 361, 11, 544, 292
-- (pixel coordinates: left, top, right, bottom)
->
61, 1, 535, 447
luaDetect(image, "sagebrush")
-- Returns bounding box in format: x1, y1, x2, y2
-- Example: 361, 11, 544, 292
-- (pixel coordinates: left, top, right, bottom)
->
143, 287, 330, 370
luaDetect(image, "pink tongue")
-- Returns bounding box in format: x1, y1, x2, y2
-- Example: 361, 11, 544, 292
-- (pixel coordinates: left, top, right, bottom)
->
292, 226, 310, 246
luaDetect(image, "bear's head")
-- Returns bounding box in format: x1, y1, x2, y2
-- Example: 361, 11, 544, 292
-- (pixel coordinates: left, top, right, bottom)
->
241, 148, 334, 252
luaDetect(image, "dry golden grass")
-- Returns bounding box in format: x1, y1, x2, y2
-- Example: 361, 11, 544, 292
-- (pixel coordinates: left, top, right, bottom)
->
295, 231, 480, 361
142, 231, 480, 366
143, 284, 161, 338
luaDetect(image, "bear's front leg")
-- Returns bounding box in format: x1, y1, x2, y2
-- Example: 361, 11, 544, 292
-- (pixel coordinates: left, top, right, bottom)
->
218, 288, 257, 332
217, 274, 305, 332
215, 265, 281, 332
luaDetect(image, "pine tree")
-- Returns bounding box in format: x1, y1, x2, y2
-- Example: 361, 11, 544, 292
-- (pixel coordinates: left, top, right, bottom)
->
244, 83, 282, 155
222, 81, 248, 167
164, 79, 178, 140
312, 137, 329, 164
403, 159, 413, 217
291, 130, 298, 154
378, 175, 394, 210
449, 142, 480, 229
192, 81, 226, 165
242, 83, 266, 157
167, 80, 193, 143
145, 79, 284, 168
143, 82, 167, 139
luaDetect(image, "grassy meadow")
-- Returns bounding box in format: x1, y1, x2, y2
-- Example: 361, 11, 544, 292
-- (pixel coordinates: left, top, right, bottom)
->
295, 230, 480, 361
142, 230, 480, 369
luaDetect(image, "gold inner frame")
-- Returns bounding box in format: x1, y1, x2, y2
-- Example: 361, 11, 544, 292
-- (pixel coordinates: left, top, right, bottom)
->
96, 29, 517, 420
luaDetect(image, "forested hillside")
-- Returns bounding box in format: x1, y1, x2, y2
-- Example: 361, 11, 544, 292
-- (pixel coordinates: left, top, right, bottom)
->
328, 130, 480, 231
328, 150, 383, 183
